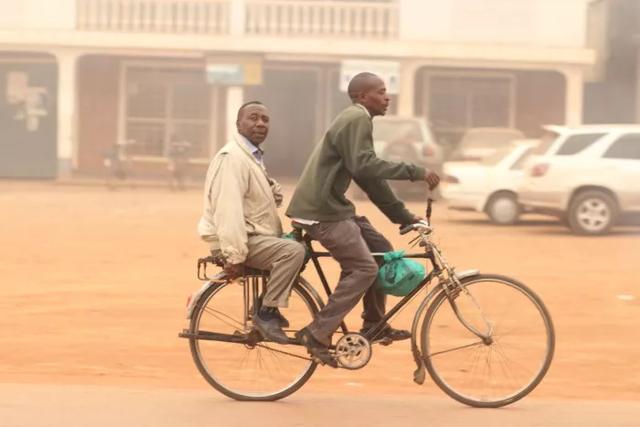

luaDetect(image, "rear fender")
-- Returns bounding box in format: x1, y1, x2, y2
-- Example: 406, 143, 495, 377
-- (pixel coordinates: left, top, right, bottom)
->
186, 273, 227, 319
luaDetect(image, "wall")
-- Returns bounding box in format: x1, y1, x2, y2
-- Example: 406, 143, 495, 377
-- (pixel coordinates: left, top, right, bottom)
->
77, 55, 119, 174
399, 0, 589, 48
0, 0, 75, 30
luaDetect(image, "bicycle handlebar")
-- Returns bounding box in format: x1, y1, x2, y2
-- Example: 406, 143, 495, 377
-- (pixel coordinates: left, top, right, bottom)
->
399, 224, 414, 235
399, 198, 435, 236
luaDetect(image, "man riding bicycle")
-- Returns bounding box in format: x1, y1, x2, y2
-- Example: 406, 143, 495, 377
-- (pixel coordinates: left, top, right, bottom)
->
286, 72, 440, 367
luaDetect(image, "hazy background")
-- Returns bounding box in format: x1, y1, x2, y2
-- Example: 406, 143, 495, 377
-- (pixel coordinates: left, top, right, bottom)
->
1, 2, 639, 424
0, 0, 638, 179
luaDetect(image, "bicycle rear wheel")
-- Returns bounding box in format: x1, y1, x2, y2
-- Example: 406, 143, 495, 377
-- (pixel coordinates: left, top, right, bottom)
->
421, 274, 554, 408
189, 278, 319, 401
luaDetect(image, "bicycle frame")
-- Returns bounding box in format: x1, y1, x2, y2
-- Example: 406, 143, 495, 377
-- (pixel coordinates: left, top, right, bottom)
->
300, 216, 491, 347
304, 238, 441, 343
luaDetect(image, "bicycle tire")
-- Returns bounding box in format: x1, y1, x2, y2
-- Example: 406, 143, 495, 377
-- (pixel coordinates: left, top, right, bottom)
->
420, 274, 555, 408
189, 277, 319, 401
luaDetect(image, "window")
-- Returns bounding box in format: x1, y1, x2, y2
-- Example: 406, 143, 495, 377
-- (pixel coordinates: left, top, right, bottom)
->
124, 67, 210, 158
427, 74, 513, 145
510, 147, 534, 170
555, 133, 605, 155
532, 130, 559, 155
603, 134, 640, 160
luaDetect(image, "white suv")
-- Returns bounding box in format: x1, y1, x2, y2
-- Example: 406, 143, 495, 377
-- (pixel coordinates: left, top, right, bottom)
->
518, 125, 640, 235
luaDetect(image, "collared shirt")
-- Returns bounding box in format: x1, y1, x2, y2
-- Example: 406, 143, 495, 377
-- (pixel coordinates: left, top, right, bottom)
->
238, 133, 264, 165
354, 103, 372, 119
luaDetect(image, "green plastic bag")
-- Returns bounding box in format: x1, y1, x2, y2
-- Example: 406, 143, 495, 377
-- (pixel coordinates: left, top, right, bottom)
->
375, 250, 425, 297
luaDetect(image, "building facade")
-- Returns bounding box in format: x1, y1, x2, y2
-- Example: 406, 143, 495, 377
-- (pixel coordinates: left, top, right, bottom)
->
0, 0, 599, 178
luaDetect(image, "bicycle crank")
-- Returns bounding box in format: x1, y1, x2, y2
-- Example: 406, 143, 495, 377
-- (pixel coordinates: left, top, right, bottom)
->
334, 333, 372, 370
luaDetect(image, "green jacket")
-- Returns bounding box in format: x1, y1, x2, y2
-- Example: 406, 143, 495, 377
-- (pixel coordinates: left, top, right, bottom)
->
286, 104, 427, 224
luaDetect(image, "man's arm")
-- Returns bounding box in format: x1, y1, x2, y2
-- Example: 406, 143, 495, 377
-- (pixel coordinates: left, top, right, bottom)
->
268, 177, 284, 207
209, 154, 249, 264
335, 115, 428, 182
354, 177, 416, 225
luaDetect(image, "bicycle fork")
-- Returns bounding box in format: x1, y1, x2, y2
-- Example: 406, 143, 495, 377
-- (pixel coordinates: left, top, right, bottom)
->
433, 248, 494, 344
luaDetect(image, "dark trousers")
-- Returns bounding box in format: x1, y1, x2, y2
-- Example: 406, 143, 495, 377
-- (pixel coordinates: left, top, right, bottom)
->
302, 216, 392, 345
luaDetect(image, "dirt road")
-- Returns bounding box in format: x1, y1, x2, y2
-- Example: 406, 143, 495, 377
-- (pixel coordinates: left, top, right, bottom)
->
1, 383, 640, 427
0, 181, 639, 424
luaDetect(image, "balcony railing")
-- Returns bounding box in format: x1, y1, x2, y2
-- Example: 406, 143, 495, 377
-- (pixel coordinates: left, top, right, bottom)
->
76, 0, 398, 39
76, 0, 230, 34
245, 0, 398, 38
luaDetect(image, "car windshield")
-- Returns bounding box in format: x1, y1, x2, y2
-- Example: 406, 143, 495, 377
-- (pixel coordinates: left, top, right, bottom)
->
481, 145, 514, 166
532, 131, 559, 155
459, 129, 524, 149
373, 120, 423, 143
510, 146, 535, 170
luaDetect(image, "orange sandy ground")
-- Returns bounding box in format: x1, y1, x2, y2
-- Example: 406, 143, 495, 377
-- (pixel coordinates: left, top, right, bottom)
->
1, 181, 639, 400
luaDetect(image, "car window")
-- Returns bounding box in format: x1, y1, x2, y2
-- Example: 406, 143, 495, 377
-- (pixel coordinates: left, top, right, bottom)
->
532, 131, 559, 155
510, 147, 534, 170
603, 134, 640, 160
481, 145, 512, 166
555, 133, 605, 155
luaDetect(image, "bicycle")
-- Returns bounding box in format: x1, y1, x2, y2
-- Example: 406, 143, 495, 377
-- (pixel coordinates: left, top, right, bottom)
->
167, 140, 191, 191
103, 140, 136, 190
179, 199, 555, 407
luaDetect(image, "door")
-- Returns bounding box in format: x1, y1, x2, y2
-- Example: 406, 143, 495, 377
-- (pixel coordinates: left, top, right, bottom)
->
0, 61, 57, 178
245, 68, 320, 177
601, 133, 640, 211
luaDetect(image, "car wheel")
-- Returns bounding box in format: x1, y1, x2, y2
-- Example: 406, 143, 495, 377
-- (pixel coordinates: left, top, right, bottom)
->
568, 190, 617, 235
486, 192, 520, 225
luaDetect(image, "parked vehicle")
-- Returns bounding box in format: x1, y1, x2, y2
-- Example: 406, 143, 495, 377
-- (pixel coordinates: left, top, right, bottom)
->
449, 127, 525, 162
519, 125, 640, 235
442, 140, 538, 224
103, 140, 136, 190
353, 116, 443, 199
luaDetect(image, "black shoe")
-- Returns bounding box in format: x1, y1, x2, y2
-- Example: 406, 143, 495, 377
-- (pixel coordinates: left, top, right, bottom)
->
273, 308, 290, 328
295, 328, 338, 368
253, 307, 290, 344
253, 301, 289, 328
360, 325, 412, 346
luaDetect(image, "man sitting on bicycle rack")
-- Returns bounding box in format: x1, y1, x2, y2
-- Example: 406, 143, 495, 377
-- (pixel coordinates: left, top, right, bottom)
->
198, 101, 306, 345
286, 73, 440, 366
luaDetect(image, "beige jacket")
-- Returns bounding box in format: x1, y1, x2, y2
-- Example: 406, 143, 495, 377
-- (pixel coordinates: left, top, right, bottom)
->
197, 135, 284, 264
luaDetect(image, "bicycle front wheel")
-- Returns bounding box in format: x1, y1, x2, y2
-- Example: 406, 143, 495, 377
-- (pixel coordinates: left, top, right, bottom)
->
189, 278, 319, 401
421, 274, 555, 408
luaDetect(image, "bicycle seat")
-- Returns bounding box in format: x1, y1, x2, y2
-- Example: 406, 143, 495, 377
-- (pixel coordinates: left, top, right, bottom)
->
290, 221, 315, 242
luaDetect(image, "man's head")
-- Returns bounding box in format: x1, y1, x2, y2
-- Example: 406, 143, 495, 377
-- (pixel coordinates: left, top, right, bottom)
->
236, 101, 270, 145
347, 72, 390, 117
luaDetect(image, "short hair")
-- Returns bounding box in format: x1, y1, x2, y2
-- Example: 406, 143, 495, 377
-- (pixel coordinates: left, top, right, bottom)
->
237, 100, 264, 121
347, 72, 379, 101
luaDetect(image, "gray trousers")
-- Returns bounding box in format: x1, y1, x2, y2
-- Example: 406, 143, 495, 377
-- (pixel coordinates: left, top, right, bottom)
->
302, 216, 393, 345
245, 235, 306, 308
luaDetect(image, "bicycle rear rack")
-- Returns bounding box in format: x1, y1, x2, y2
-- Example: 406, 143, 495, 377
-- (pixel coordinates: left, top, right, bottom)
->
197, 255, 224, 280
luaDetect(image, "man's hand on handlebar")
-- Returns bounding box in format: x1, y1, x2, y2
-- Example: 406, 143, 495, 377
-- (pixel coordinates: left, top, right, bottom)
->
424, 171, 440, 191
